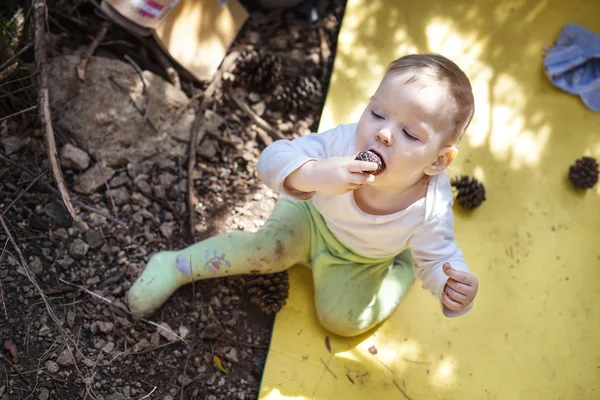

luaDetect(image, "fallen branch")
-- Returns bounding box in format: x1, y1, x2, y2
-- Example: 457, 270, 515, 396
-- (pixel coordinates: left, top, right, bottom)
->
77, 22, 109, 81
0, 153, 128, 228
0, 105, 37, 123
0, 62, 18, 82
34, 0, 77, 221
0, 42, 33, 72
58, 278, 189, 344
224, 85, 285, 141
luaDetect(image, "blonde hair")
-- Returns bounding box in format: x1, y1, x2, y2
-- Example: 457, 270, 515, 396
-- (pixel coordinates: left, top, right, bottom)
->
386, 54, 474, 143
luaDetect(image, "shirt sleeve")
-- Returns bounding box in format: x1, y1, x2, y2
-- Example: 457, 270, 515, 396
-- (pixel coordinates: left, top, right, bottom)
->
408, 207, 473, 318
257, 124, 352, 200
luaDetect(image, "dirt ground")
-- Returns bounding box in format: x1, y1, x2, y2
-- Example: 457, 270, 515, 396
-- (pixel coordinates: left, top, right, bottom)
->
0, 1, 346, 398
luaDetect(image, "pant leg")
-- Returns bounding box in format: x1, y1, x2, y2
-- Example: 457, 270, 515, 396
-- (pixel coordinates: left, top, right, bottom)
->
127, 198, 312, 318
313, 251, 415, 337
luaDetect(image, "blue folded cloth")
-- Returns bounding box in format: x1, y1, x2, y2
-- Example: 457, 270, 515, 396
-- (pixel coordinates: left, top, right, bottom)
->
544, 23, 600, 111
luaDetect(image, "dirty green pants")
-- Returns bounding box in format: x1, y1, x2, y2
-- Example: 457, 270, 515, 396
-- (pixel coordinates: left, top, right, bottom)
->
127, 198, 415, 337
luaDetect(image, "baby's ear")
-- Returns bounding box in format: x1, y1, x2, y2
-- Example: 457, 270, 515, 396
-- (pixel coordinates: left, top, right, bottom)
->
424, 146, 458, 176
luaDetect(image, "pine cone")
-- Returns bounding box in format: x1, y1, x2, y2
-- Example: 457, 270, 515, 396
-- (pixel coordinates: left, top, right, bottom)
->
273, 75, 322, 113
451, 175, 486, 209
232, 48, 282, 93
568, 156, 599, 189
246, 271, 289, 315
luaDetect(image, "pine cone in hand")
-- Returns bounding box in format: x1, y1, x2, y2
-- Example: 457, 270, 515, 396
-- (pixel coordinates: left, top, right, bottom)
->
568, 156, 599, 189
246, 271, 289, 315
273, 75, 322, 113
451, 175, 486, 209
232, 48, 282, 93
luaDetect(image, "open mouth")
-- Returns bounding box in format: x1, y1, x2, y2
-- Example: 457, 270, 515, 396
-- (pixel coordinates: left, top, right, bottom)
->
355, 150, 386, 175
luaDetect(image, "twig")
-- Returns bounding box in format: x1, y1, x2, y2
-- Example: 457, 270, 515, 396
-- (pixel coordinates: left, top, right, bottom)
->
124, 54, 151, 147
0, 42, 33, 72
0, 105, 38, 123
320, 358, 337, 379
254, 126, 273, 146
0, 153, 128, 228
224, 85, 285, 140
77, 22, 109, 81
187, 107, 206, 239
138, 386, 157, 399
0, 71, 38, 89
34, 0, 78, 221
0, 63, 19, 82
0, 353, 30, 385
393, 379, 413, 400
0, 83, 37, 100
0, 239, 7, 318
0, 171, 46, 218
145, 38, 180, 89
58, 278, 189, 344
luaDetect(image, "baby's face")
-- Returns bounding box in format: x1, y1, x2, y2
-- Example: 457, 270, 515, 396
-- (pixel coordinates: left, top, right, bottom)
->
355, 71, 456, 190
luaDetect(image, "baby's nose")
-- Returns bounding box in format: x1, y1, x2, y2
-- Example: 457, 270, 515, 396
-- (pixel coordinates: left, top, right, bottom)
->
376, 129, 392, 145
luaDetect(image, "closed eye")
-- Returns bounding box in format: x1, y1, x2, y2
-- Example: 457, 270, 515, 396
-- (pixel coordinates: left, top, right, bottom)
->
403, 129, 419, 141
370, 110, 384, 120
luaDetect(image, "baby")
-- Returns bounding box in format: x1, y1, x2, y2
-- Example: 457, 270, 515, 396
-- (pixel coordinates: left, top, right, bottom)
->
127, 53, 479, 337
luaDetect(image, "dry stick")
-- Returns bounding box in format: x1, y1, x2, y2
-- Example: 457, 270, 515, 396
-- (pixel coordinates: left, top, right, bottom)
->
124, 54, 151, 147
146, 39, 180, 89
225, 85, 285, 141
0, 153, 128, 228
0, 105, 37, 123
393, 380, 413, 400
76, 22, 109, 81
0, 83, 37, 100
34, 0, 77, 221
57, 278, 189, 344
0, 353, 30, 385
0, 171, 46, 218
0, 62, 19, 82
0, 239, 7, 319
0, 42, 33, 72
138, 386, 157, 400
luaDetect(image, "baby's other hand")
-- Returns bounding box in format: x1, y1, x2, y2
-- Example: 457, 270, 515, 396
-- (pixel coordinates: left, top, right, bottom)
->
441, 263, 478, 311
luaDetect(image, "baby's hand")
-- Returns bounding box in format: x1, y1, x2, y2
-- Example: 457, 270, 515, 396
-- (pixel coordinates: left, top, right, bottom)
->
441, 263, 478, 311
285, 155, 377, 195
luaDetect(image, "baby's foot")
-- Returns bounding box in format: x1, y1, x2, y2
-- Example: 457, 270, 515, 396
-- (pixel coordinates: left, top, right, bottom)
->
127, 251, 185, 318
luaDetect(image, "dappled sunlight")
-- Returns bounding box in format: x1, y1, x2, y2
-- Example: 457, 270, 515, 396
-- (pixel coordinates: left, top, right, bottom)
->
262, 389, 308, 400
433, 357, 457, 386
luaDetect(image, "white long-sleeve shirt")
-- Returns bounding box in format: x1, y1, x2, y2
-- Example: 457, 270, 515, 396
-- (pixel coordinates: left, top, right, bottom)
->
257, 123, 473, 316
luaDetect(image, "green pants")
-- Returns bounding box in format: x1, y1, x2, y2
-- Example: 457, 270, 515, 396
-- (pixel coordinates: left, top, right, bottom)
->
128, 198, 415, 337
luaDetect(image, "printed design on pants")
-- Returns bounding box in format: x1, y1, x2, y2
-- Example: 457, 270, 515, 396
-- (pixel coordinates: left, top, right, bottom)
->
174, 254, 192, 277
204, 249, 231, 274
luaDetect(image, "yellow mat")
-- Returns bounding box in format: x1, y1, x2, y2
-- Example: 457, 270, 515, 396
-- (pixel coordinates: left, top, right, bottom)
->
259, 0, 600, 398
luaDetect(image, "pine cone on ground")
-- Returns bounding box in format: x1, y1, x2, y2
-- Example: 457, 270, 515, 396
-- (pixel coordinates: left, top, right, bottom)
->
568, 156, 599, 189
246, 271, 289, 315
273, 75, 322, 113
451, 175, 486, 209
232, 48, 282, 93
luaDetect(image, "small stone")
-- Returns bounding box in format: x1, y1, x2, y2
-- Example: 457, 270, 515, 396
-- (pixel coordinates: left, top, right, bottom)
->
368, 345, 378, 355
159, 222, 176, 239
38, 324, 51, 337
132, 212, 144, 224
177, 375, 192, 386
135, 180, 152, 197
97, 321, 114, 334
109, 175, 129, 188
66, 311, 75, 328
45, 360, 59, 373
158, 172, 176, 186
43, 201, 71, 226
29, 256, 44, 276
74, 163, 115, 195
157, 322, 179, 342
251, 101, 266, 116
150, 332, 160, 346
178, 326, 190, 340
225, 348, 239, 363
248, 92, 261, 103
123, 386, 131, 398
38, 387, 50, 400
94, 339, 107, 350
131, 192, 151, 207
252, 192, 264, 201
107, 187, 130, 206
163, 395, 174, 400
56, 348, 75, 366
69, 238, 89, 258
102, 342, 115, 353
132, 339, 150, 353
198, 140, 219, 159
1, 136, 28, 155
60, 144, 90, 170
84, 229, 103, 249
53, 228, 69, 241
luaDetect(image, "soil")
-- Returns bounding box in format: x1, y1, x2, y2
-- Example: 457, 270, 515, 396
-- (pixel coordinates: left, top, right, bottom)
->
0, 1, 346, 399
